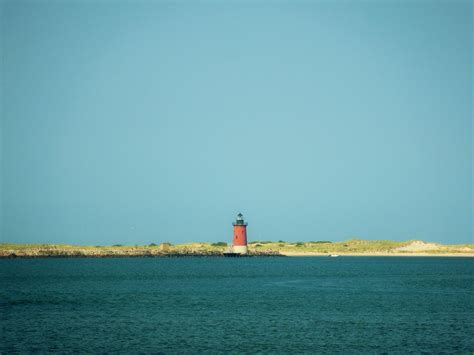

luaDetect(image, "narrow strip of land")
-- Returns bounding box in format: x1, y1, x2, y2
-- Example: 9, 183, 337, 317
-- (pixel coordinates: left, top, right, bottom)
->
1, 240, 473, 258
281, 251, 474, 257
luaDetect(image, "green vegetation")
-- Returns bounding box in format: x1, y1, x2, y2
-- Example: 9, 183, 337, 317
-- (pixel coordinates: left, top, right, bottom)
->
211, 242, 227, 247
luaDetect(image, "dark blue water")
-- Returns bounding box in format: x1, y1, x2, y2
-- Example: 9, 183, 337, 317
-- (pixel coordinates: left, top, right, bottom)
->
1, 257, 473, 353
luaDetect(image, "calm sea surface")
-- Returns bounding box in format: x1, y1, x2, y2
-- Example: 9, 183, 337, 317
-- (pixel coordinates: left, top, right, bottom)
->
1, 257, 473, 353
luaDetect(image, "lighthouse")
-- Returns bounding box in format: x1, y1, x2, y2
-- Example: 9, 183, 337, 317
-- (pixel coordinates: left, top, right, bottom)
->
232, 213, 248, 254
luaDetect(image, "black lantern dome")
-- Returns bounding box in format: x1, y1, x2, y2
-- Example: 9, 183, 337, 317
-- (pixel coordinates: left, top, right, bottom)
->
233, 212, 248, 226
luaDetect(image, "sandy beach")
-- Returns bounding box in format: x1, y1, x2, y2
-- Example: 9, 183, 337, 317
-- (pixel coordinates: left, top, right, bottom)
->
281, 251, 474, 257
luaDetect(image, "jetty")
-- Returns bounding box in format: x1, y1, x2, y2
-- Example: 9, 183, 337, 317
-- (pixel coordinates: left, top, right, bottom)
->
0, 244, 284, 258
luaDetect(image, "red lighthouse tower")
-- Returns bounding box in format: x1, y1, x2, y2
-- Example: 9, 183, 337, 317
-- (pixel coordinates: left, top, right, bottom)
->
232, 213, 248, 254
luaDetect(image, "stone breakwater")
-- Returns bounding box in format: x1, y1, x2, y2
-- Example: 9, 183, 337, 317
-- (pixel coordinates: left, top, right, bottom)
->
0, 247, 284, 258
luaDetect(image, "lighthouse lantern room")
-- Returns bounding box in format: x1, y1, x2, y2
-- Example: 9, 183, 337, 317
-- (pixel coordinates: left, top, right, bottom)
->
232, 213, 248, 254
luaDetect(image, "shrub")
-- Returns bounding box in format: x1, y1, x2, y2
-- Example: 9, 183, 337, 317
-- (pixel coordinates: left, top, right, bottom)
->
211, 242, 227, 247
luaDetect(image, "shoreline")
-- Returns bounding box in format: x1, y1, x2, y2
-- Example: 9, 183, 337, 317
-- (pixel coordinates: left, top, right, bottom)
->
0, 250, 284, 258
1, 252, 473, 258
1, 240, 473, 258
281, 252, 474, 257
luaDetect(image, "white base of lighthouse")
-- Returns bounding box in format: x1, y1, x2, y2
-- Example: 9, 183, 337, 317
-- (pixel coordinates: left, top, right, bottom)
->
233, 245, 248, 254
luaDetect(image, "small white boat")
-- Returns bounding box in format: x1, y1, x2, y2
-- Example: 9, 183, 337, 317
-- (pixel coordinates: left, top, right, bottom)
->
329, 254, 340, 257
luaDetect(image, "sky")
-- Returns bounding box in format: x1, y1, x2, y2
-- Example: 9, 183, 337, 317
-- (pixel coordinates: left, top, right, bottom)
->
0, 0, 472, 245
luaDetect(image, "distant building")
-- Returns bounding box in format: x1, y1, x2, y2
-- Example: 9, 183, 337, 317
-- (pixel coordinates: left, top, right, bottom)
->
159, 243, 171, 251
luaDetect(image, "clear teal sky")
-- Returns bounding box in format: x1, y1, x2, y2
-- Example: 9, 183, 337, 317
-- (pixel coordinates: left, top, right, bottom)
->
1, 0, 472, 245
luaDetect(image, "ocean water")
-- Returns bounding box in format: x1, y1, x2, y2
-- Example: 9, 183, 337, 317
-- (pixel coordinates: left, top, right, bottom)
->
1, 257, 473, 353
